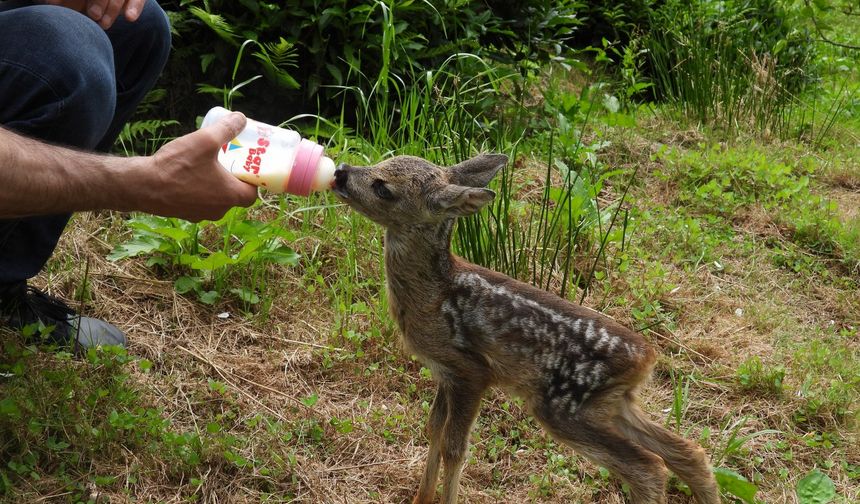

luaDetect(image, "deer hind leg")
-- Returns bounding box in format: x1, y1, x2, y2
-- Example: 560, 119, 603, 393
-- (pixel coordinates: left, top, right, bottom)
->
535, 407, 669, 504
617, 399, 720, 504
413, 385, 448, 504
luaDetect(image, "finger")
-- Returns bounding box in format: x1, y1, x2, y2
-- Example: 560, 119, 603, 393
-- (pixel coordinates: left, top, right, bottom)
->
98, 0, 124, 29
86, 0, 108, 22
205, 112, 247, 150
123, 0, 146, 22
231, 179, 260, 208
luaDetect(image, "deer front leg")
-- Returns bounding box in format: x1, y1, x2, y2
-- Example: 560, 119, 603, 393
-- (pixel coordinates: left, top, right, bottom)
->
414, 385, 449, 504
439, 381, 485, 504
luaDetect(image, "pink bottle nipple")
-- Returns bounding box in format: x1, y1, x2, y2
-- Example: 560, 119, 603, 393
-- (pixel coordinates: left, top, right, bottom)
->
286, 139, 324, 196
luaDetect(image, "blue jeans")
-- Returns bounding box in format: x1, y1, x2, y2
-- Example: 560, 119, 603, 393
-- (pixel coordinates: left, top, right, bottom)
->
0, 1, 171, 284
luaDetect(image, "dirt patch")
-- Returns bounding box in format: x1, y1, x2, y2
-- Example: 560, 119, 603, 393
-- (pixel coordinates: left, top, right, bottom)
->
828, 187, 860, 222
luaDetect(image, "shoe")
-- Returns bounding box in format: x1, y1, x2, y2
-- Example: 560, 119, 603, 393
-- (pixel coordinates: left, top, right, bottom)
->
0, 281, 126, 351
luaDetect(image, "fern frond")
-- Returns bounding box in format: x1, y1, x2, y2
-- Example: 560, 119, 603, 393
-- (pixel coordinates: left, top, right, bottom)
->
188, 6, 238, 46
259, 37, 298, 68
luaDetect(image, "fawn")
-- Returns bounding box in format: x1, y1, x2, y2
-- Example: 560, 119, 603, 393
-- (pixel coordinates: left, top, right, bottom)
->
332, 154, 720, 504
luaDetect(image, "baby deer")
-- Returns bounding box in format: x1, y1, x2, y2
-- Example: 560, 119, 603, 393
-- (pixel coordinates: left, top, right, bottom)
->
333, 154, 720, 504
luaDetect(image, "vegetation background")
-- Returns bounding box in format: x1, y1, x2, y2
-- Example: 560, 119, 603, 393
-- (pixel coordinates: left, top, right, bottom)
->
1, 0, 858, 502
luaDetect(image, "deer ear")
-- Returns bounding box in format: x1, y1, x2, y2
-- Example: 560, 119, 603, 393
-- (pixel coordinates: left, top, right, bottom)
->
433, 185, 496, 216
448, 153, 508, 187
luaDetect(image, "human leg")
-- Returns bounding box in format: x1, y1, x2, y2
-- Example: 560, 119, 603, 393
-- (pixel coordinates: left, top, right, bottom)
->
0, 2, 171, 349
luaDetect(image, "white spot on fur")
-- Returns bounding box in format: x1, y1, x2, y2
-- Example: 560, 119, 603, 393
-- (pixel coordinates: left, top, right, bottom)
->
607, 335, 620, 353
584, 320, 597, 343
589, 362, 607, 385
455, 273, 592, 341
574, 362, 590, 386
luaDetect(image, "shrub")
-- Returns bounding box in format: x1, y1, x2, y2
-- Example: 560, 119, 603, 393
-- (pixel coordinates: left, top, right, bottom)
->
155, 0, 582, 127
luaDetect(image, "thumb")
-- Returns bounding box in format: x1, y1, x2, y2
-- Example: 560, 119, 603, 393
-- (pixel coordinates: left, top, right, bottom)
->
207, 111, 247, 147
207, 113, 257, 207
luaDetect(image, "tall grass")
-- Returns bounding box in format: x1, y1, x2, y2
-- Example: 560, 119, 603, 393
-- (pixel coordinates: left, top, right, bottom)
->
306, 52, 634, 302
644, 0, 850, 144
646, 1, 795, 131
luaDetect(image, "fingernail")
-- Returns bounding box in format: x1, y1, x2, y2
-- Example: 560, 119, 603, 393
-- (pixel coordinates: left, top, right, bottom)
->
89, 5, 103, 18
229, 112, 246, 126
126, 7, 138, 19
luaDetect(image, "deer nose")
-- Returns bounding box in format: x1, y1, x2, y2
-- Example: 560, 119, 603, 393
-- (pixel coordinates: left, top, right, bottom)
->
334, 165, 349, 190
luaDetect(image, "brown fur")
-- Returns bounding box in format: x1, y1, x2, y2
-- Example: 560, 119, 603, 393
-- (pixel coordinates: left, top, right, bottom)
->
333, 154, 720, 503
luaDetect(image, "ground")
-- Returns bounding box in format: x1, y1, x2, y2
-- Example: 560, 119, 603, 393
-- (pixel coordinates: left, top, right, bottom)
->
1, 104, 857, 502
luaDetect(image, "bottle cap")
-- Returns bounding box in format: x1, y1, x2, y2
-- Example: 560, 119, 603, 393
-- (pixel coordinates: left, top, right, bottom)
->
286, 139, 324, 196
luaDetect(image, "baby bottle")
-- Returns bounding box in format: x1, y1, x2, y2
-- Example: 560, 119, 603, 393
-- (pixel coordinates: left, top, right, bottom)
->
201, 106, 336, 196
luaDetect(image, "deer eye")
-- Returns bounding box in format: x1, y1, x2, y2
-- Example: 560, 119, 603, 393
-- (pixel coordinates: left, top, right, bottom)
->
372, 179, 394, 200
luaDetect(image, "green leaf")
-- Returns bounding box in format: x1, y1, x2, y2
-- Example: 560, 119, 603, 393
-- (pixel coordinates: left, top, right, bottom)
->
197, 83, 230, 98
301, 393, 319, 407
811, 0, 830, 11
261, 244, 300, 266
0, 398, 21, 419
200, 53, 217, 74
145, 256, 168, 268
773, 39, 787, 56
330, 417, 354, 434
714, 467, 757, 503
174, 276, 202, 294
206, 422, 222, 434
93, 475, 117, 486
1, 470, 12, 493
188, 6, 238, 46
326, 62, 343, 84
46, 437, 70, 451
234, 239, 265, 263
224, 449, 250, 468
230, 287, 260, 304
189, 251, 235, 271
107, 237, 163, 261
208, 379, 227, 394
796, 469, 836, 504
150, 227, 190, 243
199, 290, 220, 305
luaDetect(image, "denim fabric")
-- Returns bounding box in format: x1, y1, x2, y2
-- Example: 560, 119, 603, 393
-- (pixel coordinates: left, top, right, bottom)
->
0, 1, 171, 283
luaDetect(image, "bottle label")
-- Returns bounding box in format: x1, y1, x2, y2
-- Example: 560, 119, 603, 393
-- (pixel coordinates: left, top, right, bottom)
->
234, 124, 273, 175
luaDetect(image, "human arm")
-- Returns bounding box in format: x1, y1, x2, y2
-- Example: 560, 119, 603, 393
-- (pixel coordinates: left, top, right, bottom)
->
0, 112, 258, 222
41, 0, 146, 29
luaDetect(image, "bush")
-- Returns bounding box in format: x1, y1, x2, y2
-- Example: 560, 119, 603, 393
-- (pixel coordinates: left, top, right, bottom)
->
155, 0, 582, 127
141, 1, 818, 141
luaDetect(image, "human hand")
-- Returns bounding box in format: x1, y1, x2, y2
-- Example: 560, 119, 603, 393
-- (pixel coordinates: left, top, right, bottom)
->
128, 112, 259, 222
42, 0, 146, 29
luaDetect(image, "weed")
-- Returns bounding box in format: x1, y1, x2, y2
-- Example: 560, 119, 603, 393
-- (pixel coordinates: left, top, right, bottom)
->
109, 210, 300, 308
736, 356, 786, 397
792, 328, 859, 429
